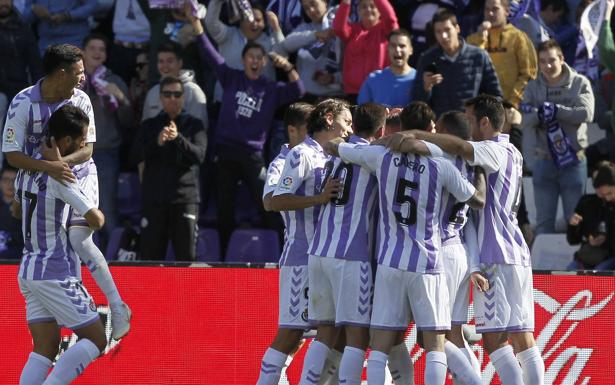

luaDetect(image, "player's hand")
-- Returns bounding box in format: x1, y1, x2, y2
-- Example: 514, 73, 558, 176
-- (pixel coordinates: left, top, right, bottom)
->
423, 72, 443, 93
317, 178, 341, 204
46, 160, 76, 185
471, 271, 490, 293
589, 234, 606, 247
387, 132, 410, 152
323, 137, 344, 156
569, 213, 583, 226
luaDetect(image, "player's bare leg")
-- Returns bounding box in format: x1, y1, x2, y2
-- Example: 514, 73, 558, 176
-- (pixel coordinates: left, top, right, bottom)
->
20, 321, 59, 385
256, 328, 304, 385
483, 332, 523, 385
298, 325, 340, 385
42, 318, 106, 385
69, 226, 131, 340
510, 332, 544, 385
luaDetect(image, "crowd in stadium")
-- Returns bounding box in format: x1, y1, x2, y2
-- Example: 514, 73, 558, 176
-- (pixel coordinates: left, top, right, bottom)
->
0, 0, 614, 269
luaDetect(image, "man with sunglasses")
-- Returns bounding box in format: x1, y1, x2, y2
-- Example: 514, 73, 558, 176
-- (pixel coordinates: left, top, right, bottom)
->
132, 76, 207, 261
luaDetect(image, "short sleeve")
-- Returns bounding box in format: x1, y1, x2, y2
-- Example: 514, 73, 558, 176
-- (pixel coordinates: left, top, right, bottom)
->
438, 158, 476, 203
48, 178, 95, 217
338, 143, 385, 174
2, 94, 30, 153
273, 149, 310, 196
468, 141, 504, 173
425, 141, 444, 158
73, 91, 96, 143
263, 157, 285, 198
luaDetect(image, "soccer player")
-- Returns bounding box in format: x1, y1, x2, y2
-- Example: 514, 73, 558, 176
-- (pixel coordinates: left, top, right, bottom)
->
2, 44, 131, 340
431, 112, 486, 385
255, 99, 352, 385
325, 110, 485, 385
263, 102, 314, 211
17, 105, 107, 385
302, 103, 383, 385
388, 94, 544, 385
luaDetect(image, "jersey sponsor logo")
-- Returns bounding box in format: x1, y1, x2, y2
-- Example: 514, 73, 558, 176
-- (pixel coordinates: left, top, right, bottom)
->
4, 128, 15, 143
279, 176, 293, 190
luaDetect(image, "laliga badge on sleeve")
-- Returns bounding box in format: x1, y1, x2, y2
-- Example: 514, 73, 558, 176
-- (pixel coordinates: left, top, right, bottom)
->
4, 127, 15, 143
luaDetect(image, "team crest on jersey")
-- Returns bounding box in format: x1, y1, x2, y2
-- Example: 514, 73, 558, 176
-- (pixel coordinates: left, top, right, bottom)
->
89, 299, 97, 312
4, 128, 15, 143
280, 176, 293, 190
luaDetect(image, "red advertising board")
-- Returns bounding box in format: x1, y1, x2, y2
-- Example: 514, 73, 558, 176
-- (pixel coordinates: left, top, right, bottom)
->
0, 264, 613, 384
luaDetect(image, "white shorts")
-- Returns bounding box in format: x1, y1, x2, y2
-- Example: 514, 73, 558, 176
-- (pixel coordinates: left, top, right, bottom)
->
278, 265, 310, 329
68, 160, 99, 227
473, 263, 534, 333
308, 255, 373, 327
442, 243, 471, 325
18, 277, 100, 330
371, 265, 450, 331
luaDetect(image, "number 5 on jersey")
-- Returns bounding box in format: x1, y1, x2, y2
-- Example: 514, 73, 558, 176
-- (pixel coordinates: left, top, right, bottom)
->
394, 178, 417, 226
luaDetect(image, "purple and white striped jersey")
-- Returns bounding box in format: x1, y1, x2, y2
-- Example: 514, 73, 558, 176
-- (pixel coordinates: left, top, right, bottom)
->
273, 136, 329, 266
438, 154, 475, 245
468, 134, 530, 266
2, 79, 96, 157
263, 144, 290, 198
309, 135, 378, 262
338, 143, 476, 274
15, 156, 95, 281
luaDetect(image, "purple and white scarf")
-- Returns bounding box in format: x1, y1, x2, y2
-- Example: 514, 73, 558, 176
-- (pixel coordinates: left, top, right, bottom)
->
90, 65, 119, 112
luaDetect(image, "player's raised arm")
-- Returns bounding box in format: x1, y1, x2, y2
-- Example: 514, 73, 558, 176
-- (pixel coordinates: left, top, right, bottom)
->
335, 141, 384, 174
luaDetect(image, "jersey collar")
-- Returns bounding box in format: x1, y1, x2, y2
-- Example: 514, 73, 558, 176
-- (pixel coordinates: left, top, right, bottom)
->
349, 135, 369, 145
489, 133, 509, 143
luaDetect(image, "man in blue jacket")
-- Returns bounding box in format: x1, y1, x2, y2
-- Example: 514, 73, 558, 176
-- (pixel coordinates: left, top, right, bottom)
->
414, 8, 502, 116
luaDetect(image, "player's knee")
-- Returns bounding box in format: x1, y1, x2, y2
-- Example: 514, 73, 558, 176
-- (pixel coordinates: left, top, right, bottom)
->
33, 337, 60, 360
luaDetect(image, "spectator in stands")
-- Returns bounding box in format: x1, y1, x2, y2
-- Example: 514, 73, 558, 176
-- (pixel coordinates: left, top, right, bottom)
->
0, 164, 22, 259
273, 0, 343, 102
539, 0, 577, 63
106, 0, 150, 85
25, 0, 96, 55
567, 161, 615, 270
205, 0, 283, 104
358, 28, 416, 107
188, 11, 304, 255
132, 76, 207, 261
599, 0, 615, 134
333, 0, 398, 102
467, 0, 537, 107
521, 39, 594, 235
82, 33, 133, 246
141, 43, 208, 128
414, 8, 502, 117
0, 0, 42, 101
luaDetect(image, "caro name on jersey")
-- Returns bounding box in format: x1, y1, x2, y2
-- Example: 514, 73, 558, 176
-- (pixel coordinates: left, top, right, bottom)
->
15, 157, 95, 281
309, 135, 378, 262
2, 81, 96, 157
469, 134, 530, 266
338, 143, 476, 274
273, 137, 329, 266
